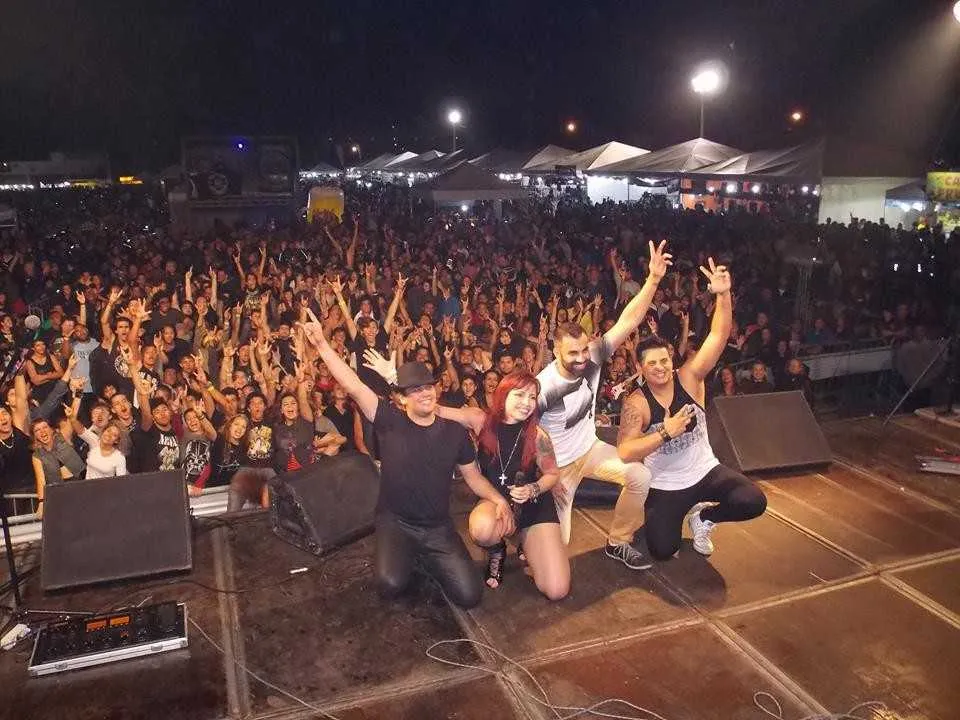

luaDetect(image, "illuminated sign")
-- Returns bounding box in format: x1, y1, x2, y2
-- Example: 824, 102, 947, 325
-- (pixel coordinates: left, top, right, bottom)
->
926, 172, 960, 202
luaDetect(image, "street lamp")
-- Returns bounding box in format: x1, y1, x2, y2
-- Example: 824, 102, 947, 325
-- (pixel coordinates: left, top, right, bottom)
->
790, 110, 804, 123
565, 120, 577, 134
447, 109, 463, 152
691, 66, 723, 138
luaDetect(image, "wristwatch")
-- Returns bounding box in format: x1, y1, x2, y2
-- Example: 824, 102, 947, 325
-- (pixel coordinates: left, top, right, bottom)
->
658, 426, 671, 442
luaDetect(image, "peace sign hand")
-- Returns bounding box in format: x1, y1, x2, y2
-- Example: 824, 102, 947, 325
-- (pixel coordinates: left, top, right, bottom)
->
699, 257, 731, 295
647, 240, 673, 282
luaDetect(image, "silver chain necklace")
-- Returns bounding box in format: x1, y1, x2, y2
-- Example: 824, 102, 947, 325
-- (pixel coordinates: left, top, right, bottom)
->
496, 425, 523, 485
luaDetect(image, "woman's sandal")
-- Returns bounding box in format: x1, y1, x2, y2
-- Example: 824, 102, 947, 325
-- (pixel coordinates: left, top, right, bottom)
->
485, 542, 507, 589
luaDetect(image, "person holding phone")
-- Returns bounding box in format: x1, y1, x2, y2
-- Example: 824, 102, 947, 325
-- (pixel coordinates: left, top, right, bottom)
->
617, 259, 767, 560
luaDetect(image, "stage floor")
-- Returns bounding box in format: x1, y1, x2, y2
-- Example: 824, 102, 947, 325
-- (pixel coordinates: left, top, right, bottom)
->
2, 414, 960, 720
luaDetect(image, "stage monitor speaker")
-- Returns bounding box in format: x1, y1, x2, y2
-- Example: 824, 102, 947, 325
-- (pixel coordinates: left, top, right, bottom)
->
707, 391, 832, 473
41, 471, 192, 592
270, 452, 380, 556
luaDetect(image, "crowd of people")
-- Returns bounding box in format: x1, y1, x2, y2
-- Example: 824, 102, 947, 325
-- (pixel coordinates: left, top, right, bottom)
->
0, 182, 955, 605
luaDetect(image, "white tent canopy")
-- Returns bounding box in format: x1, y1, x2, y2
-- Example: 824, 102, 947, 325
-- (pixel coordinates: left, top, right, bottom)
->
417, 163, 530, 202
598, 138, 742, 175
521, 144, 576, 171
525, 141, 649, 173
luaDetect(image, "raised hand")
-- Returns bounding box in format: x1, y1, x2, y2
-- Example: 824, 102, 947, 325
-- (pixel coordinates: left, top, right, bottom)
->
396, 272, 408, 294
76, 290, 86, 305
699, 257, 731, 295
646, 316, 659, 335
647, 240, 673, 282
108, 287, 124, 305
362, 348, 397, 380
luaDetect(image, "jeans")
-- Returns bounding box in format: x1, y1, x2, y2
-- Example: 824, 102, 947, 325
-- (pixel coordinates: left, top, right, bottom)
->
644, 464, 767, 560
375, 512, 482, 609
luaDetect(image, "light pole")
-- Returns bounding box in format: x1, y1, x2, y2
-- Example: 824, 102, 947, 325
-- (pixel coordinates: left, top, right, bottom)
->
447, 109, 462, 152
350, 144, 362, 161
691, 67, 722, 138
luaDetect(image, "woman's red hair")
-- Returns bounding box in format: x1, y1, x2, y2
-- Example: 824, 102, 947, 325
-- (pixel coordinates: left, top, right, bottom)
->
477, 370, 540, 473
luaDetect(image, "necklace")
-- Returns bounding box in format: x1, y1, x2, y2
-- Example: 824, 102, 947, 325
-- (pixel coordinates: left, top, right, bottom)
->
0, 433, 13, 449
496, 424, 523, 485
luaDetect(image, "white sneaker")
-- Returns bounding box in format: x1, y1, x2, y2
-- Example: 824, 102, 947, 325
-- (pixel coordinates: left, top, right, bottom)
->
687, 507, 716, 555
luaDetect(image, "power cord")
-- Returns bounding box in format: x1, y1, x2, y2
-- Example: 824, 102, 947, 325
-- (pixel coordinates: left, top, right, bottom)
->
188, 616, 344, 720
187, 624, 889, 720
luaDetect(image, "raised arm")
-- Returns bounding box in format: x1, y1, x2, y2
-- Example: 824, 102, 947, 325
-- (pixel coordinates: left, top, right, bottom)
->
433, 404, 485, 434
303, 312, 379, 422
602, 240, 671, 353
329, 276, 357, 340
209, 266, 219, 309
100, 286, 123, 348
680, 259, 732, 382
346, 215, 359, 270
256, 246, 267, 284
383, 273, 407, 335
232, 243, 245, 280
77, 290, 88, 328
295, 361, 314, 422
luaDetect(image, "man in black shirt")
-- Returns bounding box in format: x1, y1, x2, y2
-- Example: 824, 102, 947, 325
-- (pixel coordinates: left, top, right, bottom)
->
303, 315, 512, 609
131, 397, 181, 473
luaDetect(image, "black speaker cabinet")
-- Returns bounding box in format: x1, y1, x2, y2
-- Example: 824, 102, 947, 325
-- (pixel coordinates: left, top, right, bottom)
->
270, 452, 380, 555
41, 471, 192, 592
707, 391, 832, 473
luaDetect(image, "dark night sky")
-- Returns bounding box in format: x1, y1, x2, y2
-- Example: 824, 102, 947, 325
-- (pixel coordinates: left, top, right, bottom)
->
1, 0, 958, 170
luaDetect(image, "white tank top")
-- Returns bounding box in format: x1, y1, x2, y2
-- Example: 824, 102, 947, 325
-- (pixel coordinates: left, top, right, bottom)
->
637, 373, 719, 491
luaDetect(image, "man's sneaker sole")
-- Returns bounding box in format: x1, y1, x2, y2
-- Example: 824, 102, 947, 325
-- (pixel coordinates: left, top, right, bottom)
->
605, 544, 653, 570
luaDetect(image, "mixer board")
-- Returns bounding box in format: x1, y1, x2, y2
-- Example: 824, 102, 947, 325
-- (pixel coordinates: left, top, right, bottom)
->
28, 602, 188, 677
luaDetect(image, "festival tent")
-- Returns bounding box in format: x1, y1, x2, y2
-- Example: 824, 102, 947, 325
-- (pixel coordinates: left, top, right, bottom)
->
304, 161, 339, 175
386, 150, 447, 174
417, 149, 470, 174
524, 141, 649, 173
417, 163, 530, 215
597, 138, 743, 175
351, 153, 397, 173
692, 141, 823, 182
521, 144, 577, 171
815, 136, 926, 223
468, 149, 529, 175
383, 151, 418, 168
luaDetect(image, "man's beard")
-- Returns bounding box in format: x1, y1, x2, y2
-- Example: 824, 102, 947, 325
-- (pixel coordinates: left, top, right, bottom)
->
561, 357, 588, 377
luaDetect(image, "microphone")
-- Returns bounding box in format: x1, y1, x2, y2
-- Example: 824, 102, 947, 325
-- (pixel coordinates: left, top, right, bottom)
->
510, 470, 528, 523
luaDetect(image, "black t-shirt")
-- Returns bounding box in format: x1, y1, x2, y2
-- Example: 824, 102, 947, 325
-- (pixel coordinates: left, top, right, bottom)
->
324, 404, 357, 451
0, 428, 33, 492
181, 437, 211, 484
243, 421, 274, 468
209, 438, 242, 487
373, 402, 476, 525
272, 418, 314, 473
132, 425, 182, 473
350, 329, 390, 397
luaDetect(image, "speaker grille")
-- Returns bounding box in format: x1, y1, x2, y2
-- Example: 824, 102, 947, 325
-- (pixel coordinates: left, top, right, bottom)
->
41, 471, 192, 591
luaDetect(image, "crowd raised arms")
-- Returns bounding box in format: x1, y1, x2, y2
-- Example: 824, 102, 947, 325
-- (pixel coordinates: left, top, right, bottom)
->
0, 184, 953, 603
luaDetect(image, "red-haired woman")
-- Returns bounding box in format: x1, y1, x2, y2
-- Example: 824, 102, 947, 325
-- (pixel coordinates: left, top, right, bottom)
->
365, 350, 569, 600
446, 371, 569, 599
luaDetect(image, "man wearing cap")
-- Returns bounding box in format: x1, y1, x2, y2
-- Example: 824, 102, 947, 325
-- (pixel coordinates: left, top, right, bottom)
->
302, 319, 513, 609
